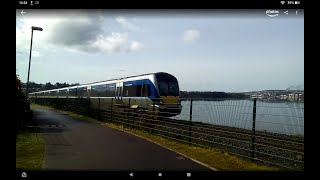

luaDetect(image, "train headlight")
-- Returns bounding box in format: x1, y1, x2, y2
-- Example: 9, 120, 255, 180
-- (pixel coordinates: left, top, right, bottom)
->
151, 104, 160, 108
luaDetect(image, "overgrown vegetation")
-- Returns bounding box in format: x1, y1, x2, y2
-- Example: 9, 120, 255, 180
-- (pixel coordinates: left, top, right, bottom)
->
16, 75, 45, 169
22, 81, 80, 93
16, 75, 26, 131
16, 127, 44, 169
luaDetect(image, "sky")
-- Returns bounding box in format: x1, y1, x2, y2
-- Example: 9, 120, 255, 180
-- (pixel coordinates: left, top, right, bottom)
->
16, 10, 304, 92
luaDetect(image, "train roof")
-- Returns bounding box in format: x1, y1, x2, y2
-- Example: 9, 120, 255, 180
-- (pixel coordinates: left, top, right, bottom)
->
83, 72, 163, 85
30, 72, 174, 93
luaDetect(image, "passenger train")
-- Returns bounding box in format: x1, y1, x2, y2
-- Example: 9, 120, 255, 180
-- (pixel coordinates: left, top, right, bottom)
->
29, 72, 182, 117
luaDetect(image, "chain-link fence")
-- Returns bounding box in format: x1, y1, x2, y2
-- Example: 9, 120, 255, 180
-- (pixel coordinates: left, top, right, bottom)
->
32, 97, 304, 170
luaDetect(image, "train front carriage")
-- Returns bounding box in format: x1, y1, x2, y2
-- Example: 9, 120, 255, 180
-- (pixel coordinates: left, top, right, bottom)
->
153, 72, 182, 117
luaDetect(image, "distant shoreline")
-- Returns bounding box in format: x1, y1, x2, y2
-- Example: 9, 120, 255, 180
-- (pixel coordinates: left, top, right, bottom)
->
180, 91, 304, 103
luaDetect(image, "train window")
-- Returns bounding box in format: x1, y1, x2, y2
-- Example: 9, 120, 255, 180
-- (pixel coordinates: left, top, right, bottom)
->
51, 91, 57, 96
158, 81, 169, 96
69, 88, 77, 96
91, 84, 116, 97
155, 72, 180, 96
106, 85, 116, 97
142, 84, 151, 97
123, 86, 129, 97
91, 84, 107, 97
123, 85, 142, 97
77, 87, 88, 97
169, 81, 180, 96
158, 80, 179, 96
58, 90, 67, 96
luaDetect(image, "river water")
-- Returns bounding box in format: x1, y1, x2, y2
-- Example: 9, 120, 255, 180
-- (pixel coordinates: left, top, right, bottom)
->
171, 99, 304, 136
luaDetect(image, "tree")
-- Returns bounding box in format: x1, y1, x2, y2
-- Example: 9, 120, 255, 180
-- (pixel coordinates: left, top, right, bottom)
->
44, 82, 54, 90
16, 75, 26, 130
16, 75, 22, 91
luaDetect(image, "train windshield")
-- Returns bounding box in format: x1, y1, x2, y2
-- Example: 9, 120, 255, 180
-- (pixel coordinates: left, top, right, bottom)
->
155, 73, 180, 96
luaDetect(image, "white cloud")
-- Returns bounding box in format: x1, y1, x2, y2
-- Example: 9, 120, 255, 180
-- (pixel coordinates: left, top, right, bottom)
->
90, 33, 144, 54
130, 41, 144, 51
32, 50, 41, 58
91, 33, 129, 53
115, 16, 140, 32
16, 12, 144, 55
183, 29, 200, 44
16, 15, 64, 51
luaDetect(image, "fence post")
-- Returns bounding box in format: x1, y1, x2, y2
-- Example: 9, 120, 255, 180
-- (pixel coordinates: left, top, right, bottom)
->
128, 98, 131, 128
98, 98, 101, 120
251, 98, 257, 161
189, 99, 193, 146
87, 96, 90, 116
132, 98, 135, 129
152, 102, 155, 133
111, 98, 113, 122
73, 98, 76, 113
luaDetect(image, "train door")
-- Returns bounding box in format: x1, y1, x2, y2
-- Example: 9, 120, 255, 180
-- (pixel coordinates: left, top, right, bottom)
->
87, 86, 91, 98
115, 81, 123, 103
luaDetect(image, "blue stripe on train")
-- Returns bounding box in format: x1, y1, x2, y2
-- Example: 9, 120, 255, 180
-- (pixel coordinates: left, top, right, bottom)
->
91, 83, 116, 89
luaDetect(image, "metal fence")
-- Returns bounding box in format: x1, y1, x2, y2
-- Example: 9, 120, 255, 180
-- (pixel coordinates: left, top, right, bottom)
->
32, 97, 304, 170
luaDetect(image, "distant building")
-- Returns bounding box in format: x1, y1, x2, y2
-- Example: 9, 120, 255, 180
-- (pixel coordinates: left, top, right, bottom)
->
288, 92, 304, 101
280, 95, 288, 99
251, 94, 262, 99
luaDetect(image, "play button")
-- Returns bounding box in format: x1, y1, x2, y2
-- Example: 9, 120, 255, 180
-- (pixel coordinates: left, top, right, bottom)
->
129, 172, 133, 177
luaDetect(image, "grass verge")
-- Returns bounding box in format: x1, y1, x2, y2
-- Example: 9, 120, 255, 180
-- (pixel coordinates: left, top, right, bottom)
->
16, 126, 44, 169
31, 104, 280, 171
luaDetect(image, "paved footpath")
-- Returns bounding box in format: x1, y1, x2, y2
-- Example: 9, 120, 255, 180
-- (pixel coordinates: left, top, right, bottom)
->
32, 108, 214, 170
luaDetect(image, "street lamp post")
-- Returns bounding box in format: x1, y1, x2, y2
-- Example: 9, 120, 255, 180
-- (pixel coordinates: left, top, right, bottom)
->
26, 26, 43, 99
